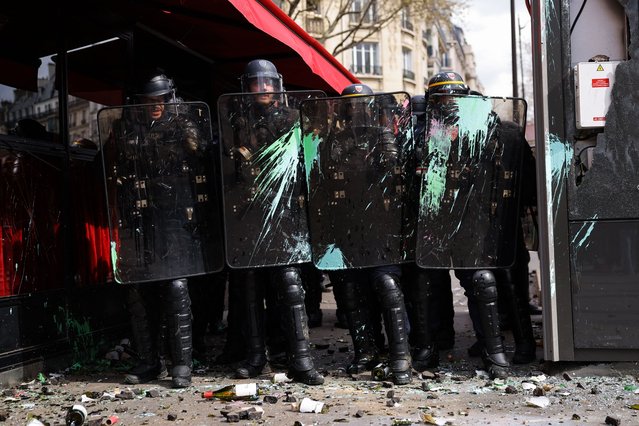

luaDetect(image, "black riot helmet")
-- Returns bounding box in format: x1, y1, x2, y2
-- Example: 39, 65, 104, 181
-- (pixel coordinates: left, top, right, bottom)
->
411, 94, 427, 116
340, 83, 374, 97
427, 71, 469, 96
340, 84, 374, 128
241, 59, 283, 93
136, 73, 176, 103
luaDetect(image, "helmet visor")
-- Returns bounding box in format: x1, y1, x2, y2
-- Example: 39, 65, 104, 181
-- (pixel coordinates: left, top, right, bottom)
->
241, 75, 283, 94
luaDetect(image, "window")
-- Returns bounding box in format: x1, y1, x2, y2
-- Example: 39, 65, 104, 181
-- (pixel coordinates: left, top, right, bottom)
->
401, 7, 413, 31
402, 47, 414, 80
351, 0, 377, 24
352, 42, 382, 75
442, 51, 451, 69
307, 0, 320, 13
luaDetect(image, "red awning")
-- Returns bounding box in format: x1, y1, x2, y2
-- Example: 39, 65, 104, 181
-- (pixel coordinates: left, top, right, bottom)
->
0, 0, 359, 99
226, 0, 359, 94
124, 0, 359, 95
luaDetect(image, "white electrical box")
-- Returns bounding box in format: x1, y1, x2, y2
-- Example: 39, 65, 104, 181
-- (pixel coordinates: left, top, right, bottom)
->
574, 61, 620, 129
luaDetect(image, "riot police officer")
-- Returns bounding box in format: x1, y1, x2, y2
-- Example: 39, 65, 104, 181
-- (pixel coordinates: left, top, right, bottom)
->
401, 93, 456, 372
230, 59, 324, 385
484, 119, 537, 365
107, 73, 201, 388
411, 71, 535, 378
327, 84, 412, 385
429, 72, 512, 378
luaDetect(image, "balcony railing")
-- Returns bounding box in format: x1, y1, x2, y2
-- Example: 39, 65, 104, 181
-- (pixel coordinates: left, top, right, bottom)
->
305, 16, 324, 34
403, 69, 415, 80
350, 64, 383, 75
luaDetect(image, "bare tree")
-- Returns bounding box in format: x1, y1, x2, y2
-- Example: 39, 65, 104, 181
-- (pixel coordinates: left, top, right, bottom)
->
280, 0, 466, 56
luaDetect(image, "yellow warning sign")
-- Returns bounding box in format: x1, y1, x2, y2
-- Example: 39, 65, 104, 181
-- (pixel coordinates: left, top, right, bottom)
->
596, 64, 604, 71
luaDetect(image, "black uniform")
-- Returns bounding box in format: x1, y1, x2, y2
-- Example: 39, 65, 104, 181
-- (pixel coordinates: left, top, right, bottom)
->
225, 59, 324, 386
313, 85, 412, 385
402, 94, 450, 371
408, 72, 529, 379
460, 120, 537, 365
105, 74, 205, 388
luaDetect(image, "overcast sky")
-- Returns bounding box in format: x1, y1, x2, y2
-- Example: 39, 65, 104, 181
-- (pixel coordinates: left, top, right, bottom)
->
459, 0, 532, 97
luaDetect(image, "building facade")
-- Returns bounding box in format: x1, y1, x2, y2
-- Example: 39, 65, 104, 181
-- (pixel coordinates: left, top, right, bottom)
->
3, 65, 103, 147
287, 0, 482, 95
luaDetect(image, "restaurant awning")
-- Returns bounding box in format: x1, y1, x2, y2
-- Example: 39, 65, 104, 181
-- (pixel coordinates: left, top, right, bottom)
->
118, 0, 360, 95
226, 0, 359, 93
0, 0, 359, 98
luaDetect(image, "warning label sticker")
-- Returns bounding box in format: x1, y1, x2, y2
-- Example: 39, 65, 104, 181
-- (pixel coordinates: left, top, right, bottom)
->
596, 64, 605, 71
592, 78, 610, 88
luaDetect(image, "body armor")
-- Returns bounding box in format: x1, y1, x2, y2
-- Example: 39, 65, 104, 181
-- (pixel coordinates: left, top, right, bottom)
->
98, 102, 223, 283
218, 91, 325, 268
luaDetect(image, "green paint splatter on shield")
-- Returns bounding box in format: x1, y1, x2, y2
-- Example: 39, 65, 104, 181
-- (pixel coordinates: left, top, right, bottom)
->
316, 244, 347, 270
455, 97, 496, 159
420, 120, 452, 217
302, 131, 322, 187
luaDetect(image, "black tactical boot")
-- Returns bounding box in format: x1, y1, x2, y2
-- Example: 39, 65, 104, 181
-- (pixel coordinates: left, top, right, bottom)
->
473, 270, 510, 379
333, 278, 379, 374
407, 269, 439, 372
345, 308, 379, 374
235, 353, 267, 378
498, 268, 537, 364
166, 279, 193, 388
481, 343, 510, 380
124, 286, 162, 384
374, 274, 412, 385
235, 271, 267, 379
276, 267, 324, 385
125, 361, 163, 385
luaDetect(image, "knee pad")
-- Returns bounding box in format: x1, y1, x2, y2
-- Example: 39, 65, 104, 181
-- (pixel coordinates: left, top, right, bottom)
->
275, 267, 305, 306
373, 273, 404, 309
166, 279, 190, 300
472, 270, 498, 304
166, 279, 192, 314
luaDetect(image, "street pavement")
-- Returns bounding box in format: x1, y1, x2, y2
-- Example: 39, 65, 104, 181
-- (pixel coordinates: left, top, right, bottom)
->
2, 271, 639, 425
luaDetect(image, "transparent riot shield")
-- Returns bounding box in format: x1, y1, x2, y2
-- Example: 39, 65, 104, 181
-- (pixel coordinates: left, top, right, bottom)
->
97, 101, 224, 284
217, 91, 325, 268
300, 92, 413, 269
400, 100, 425, 263
416, 94, 527, 269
